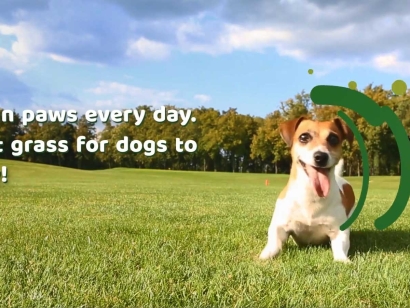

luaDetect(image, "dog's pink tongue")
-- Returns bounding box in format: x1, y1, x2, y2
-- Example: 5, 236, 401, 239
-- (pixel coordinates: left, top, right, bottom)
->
305, 165, 330, 197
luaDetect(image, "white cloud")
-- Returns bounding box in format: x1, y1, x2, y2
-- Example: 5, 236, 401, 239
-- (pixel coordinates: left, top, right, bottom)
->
176, 22, 292, 55
47, 53, 77, 64
46, 53, 102, 66
194, 94, 211, 102
221, 25, 291, 52
0, 22, 44, 56
87, 81, 186, 108
95, 99, 118, 108
0, 0, 409, 76
0, 22, 44, 73
275, 45, 306, 61
0, 47, 22, 73
0, 20, 99, 74
126, 37, 171, 60
0, 22, 44, 63
372, 52, 410, 76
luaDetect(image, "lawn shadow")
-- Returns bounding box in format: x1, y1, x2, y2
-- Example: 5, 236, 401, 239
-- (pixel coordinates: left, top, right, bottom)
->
281, 229, 410, 256
349, 229, 410, 255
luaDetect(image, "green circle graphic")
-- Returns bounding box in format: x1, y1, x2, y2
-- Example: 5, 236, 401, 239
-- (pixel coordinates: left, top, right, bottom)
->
310, 85, 410, 231
348, 81, 357, 90
392, 80, 407, 95
308, 69, 314, 74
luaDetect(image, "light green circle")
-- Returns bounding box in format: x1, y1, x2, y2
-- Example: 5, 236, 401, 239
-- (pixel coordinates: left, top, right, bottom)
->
391, 79, 407, 95
348, 81, 357, 90
308, 69, 314, 74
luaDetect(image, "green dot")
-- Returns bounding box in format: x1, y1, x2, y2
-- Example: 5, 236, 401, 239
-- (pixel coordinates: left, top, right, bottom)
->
348, 81, 357, 90
308, 69, 314, 74
391, 79, 407, 95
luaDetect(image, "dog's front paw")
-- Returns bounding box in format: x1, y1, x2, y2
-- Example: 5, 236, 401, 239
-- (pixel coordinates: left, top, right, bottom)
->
334, 257, 352, 264
259, 246, 279, 260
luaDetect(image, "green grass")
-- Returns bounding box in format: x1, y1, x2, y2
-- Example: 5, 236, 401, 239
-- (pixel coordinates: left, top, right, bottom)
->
0, 159, 409, 307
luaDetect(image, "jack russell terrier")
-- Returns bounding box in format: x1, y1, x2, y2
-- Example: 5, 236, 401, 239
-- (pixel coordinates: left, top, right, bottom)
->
259, 116, 356, 262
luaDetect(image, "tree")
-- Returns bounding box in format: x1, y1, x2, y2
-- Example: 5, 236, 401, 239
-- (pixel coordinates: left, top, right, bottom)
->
0, 109, 22, 159
74, 115, 96, 169
97, 120, 116, 168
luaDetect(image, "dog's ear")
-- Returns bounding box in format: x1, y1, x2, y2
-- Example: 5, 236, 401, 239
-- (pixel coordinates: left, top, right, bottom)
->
279, 116, 306, 147
333, 118, 354, 146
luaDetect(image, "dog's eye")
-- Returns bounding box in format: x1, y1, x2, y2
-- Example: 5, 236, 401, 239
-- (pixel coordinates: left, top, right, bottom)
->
327, 133, 340, 146
299, 133, 311, 143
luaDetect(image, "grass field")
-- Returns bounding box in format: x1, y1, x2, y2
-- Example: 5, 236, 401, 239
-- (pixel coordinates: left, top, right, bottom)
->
0, 159, 409, 307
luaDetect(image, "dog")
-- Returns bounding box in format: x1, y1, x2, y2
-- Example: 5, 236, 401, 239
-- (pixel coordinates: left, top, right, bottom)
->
259, 116, 356, 262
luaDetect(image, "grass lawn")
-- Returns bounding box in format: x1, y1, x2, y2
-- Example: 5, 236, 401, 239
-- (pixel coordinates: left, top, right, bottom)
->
0, 159, 409, 307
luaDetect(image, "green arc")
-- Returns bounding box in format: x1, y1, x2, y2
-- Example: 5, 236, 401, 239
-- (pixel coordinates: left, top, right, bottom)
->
335, 111, 369, 230
310, 85, 410, 230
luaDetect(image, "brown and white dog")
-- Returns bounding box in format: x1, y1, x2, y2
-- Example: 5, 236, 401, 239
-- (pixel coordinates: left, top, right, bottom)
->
259, 116, 356, 262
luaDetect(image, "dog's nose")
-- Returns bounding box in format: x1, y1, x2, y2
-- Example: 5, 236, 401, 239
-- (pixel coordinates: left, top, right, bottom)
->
313, 151, 329, 167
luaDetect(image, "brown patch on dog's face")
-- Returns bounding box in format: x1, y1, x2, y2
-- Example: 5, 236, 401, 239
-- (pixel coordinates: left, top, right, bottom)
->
333, 118, 354, 146
279, 116, 306, 147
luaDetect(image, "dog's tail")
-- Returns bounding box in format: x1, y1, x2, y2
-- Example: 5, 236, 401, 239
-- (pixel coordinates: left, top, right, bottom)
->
335, 158, 344, 177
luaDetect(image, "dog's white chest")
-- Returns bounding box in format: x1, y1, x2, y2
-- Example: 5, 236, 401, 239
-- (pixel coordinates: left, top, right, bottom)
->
274, 192, 345, 245
286, 218, 334, 245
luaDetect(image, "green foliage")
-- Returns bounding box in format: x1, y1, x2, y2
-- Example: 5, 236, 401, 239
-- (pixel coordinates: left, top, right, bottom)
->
0, 84, 408, 175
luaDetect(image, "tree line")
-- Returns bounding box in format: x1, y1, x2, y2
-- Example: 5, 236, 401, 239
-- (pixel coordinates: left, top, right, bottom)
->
1, 84, 409, 175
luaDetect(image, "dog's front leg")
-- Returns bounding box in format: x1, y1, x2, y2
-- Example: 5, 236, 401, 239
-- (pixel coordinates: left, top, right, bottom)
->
259, 222, 288, 260
330, 228, 351, 263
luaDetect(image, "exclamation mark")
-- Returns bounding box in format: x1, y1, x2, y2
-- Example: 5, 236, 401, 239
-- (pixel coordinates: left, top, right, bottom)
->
2, 166, 7, 183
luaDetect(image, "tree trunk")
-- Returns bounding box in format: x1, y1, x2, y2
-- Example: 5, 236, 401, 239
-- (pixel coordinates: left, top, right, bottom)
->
374, 154, 380, 175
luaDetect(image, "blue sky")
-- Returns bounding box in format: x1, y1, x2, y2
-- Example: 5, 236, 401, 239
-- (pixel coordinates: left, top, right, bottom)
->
0, 0, 409, 124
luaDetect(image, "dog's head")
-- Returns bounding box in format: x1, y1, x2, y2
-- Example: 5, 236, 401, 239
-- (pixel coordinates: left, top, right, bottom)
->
279, 116, 353, 198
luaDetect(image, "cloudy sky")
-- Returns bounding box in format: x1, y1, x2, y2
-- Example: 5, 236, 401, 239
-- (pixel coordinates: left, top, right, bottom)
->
0, 0, 409, 119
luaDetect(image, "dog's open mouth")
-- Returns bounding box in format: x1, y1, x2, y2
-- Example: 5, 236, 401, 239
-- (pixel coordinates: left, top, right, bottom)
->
299, 160, 331, 198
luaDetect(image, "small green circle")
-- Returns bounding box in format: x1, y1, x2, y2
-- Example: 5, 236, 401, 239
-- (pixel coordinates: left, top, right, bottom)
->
391, 79, 407, 95
348, 81, 357, 90
308, 69, 314, 74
